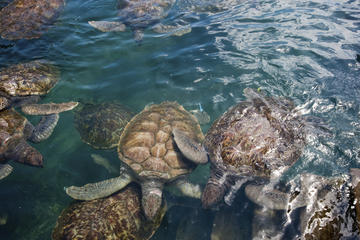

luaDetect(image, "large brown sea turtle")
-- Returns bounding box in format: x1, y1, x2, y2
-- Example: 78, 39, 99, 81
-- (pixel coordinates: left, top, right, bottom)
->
88, 0, 191, 42
53, 184, 166, 240
174, 88, 310, 209
74, 102, 134, 150
0, 103, 77, 179
65, 101, 208, 220
0, 60, 66, 111
0, 0, 65, 40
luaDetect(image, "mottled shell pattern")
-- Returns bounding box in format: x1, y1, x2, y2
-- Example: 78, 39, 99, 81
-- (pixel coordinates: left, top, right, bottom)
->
117, 0, 175, 27
52, 184, 166, 240
0, 109, 27, 162
204, 88, 306, 178
0, 0, 65, 40
0, 60, 60, 97
74, 102, 134, 149
118, 101, 204, 180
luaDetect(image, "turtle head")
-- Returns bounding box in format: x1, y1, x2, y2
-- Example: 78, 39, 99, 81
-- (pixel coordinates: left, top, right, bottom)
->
141, 181, 163, 220
0, 97, 9, 110
201, 181, 226, 209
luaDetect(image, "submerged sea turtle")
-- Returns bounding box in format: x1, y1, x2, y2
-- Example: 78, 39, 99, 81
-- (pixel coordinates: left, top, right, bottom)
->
66, 101, 208, 220
88, 0, 191, 42
0, 60, 62, 111
0, 0, 65, 40
0, 103, 77, 179
175, 88, 309, 208
74, 102, 134, 149
53, 184, 166, 240
294, 173, 358, 239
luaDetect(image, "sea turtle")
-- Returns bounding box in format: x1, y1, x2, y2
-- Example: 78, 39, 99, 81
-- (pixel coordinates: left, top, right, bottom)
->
0, 103, 77, 179
173, 88, 310, 209
0, 0, 65, 40
0, 60, 63, 111
65, 101, 208, 220
53, 184, 166, 240
246, 170, 360, 239
88, 0, 191, 42
294, 173, 358, 239
74, 102, 134, 149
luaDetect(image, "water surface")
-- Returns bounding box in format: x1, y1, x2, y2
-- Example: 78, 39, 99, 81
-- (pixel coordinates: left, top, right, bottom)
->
0, 0, 360, 239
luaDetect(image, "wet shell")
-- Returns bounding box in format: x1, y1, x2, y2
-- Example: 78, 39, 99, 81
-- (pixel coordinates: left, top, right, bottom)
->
0, 109, 27, 162
52, 184, 166, 240
204, 89, 306, 178
74, 102, 134, 149
118, 101, 204, 180
0, 0, 65, 40
0, 60, 60, 97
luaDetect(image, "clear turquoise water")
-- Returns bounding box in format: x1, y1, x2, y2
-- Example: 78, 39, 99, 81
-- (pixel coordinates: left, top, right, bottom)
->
0, 0, 360, 239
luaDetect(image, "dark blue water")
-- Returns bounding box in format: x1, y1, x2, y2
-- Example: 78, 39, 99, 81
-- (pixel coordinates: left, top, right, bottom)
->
0, 0, 360, 239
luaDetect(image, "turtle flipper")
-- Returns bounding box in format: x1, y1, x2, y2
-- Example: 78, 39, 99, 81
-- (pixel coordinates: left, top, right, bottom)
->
244, 183, 308, 210
21, 102, 79, 115
88, 21, 126, 32
27, 114, 59, 143
224, 178, 247, 206
5, 139, 43, 167
91, 154, 118, 174
171, 178, 202, 199
65, 170, 132, 200
173, 128, 208, 164
0, 164, 13, 180
152, 23, 191, 36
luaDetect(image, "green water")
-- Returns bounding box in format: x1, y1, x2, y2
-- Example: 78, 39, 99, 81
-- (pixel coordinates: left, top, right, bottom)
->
1, 0, 360, 239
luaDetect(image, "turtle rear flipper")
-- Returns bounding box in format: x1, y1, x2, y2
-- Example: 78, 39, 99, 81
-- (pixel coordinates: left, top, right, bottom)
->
173, 128, 208, 164
88, 21, 126, 32
65, 169, 133, 200
21, 102, 78, 115
27, 114, 59, 143
152, 23, 191, 36
0, 164, 13, 180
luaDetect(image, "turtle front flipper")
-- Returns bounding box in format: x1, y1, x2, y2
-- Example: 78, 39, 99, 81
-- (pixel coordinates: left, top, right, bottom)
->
0, 164, 13, 180
152, 23, 191, 37
173, 128, 208, 164
88, 21, 126, 32
5, 138, 43, 167
245, 183, 308, 210
27, 114, 59, 143
65, 169, 133, 200
21, 102, 79, 115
